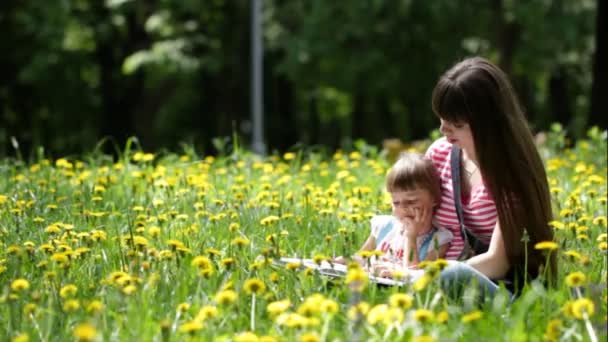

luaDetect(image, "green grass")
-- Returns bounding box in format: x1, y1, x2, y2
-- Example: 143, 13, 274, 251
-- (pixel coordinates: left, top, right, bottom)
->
0, 125, 606, 342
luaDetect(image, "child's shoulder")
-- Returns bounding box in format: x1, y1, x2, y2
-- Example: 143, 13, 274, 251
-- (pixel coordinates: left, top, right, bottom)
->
433, 226, 454, 244
370, 215, 398, 235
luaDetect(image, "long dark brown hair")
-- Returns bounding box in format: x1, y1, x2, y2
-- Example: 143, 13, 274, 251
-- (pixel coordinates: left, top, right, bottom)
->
431, 56, 556, 286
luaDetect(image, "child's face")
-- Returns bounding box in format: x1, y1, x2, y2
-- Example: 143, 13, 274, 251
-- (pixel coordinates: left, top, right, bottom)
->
390, 188, 436, 222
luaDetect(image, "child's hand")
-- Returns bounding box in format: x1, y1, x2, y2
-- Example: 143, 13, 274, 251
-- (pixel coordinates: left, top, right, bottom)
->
332, 256, 347, 265
402, 207, 431, 238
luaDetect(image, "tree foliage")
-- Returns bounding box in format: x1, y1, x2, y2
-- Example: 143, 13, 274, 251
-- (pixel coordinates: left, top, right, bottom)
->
0, 0, 600, 157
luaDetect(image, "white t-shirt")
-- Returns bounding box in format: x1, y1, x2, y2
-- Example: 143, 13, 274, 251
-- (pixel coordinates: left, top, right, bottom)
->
370, 215, 453, 263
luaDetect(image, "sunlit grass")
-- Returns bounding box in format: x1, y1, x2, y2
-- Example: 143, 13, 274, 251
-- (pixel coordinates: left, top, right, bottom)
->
0, 125, 606, 341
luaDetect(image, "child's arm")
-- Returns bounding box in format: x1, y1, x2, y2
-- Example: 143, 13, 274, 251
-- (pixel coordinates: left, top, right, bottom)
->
402, 235, 419, 268
424, 244, 449, 261
333, 234, 375, 265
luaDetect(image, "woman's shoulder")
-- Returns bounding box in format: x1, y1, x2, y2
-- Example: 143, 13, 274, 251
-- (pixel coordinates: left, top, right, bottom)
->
425, 137, 452, 165
425, 137, 452, 158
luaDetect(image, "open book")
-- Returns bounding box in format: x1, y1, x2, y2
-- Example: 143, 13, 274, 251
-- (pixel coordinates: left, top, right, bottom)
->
273, 257, 424, 287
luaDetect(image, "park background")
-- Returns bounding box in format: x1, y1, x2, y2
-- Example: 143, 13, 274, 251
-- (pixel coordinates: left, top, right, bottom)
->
0, 0, 605, 156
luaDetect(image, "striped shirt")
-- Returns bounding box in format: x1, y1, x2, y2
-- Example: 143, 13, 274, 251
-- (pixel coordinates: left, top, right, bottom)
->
425, 138, 497, 259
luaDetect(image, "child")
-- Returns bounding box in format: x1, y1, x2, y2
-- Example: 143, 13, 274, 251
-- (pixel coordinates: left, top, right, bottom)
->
336, 152, 452, 272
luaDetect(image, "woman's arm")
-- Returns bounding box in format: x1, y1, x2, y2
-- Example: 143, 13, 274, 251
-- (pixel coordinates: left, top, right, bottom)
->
465, 222, 510, 279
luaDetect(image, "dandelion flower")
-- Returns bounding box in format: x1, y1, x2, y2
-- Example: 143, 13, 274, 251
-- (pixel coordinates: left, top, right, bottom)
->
565, 272, 586, 288
461, 310, 482, 323
413, 336, 436, 342
413, 309, 435, 323
191, 256, 212, 270
572, 298, 594, 319
234, 331, 259, 342
86, 300, 104, 314
215, 290, 238, 305
345, 267, 368, 292
179, 320, 203, 334
366, 304, 389, 325
436, 311, 449, 323
299, 332, 319, 342
73, 323, 97, 342
267, 299, 291, 317
389, 293, 413, 310
544, 319, 562, 342
195, 305, 218, 321
63, 299, 80, 312
534, 241, 558, 251
11, 279, 30, 292
60, 284, 78, 298
413, 274, 432, 291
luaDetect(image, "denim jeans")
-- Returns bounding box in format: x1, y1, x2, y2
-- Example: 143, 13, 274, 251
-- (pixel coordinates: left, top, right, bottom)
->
439, 260, 511, 301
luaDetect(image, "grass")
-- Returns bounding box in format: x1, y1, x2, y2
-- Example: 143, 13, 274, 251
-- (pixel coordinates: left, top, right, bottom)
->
0, 125, 606, 341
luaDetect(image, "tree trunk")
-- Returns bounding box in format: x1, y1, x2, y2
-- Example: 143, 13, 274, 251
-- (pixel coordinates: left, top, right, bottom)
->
548, 66, 572, 129
589, 0, 607, 129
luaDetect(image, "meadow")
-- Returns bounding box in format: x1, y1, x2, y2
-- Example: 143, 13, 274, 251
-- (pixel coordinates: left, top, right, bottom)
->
1, 125, 606, 342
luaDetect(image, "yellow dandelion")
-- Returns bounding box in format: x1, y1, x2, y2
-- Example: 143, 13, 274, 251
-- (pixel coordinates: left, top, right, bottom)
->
367, 304, 389, 325
563, 250, 581, 261
436, 310, 449, 323
347, 302, 370, 320
177, 302, 190, 313
267, 299, 291, 317
565, 272, 586, 288
461, 310, 483, 323
63, 299, 80, 312
544, 319, 562, 342
345, 267, 368, 292
413, 274, 433, 291
215, 290, 238, 305
11, 279, 30, 292
86, 300, 104, 314
60, 284, 78, 298
122, 285, 137, 295
73, 323, 97, 342
11, 334, 29, 342
234, 331, 259, 342
548, 221, 565, 230
195, 305, 218, 321
23, 303, 37, 315
413, 309, 435, 323
179, 320, 203, 334
389, 293, 413, 310
320, 299, 339, 314
534, 241, 559, 251
191, 256, 212, 269
299, 332, 319, 342
231, 237, 250, 247
572, 298, 594, 319
221, 257, 236, 269
413, 336, 436, 342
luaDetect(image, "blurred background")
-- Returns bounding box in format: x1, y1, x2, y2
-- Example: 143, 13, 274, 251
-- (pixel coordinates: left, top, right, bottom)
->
0, 0, 605, 158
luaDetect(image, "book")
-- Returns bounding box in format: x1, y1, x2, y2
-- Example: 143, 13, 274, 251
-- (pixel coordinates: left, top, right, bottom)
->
273, 257, 425, 287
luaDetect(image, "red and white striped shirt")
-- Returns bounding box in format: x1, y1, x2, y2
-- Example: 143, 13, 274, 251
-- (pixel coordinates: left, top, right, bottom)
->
425, 138, 497, 259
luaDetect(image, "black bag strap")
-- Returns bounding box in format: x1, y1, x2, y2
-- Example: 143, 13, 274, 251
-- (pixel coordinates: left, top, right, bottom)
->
450, 146, 484, 259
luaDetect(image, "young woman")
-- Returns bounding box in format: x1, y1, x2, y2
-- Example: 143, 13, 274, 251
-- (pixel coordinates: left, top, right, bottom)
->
427, 56, 556, 296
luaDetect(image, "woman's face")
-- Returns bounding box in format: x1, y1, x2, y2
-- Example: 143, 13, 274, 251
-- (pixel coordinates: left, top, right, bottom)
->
439, 119, 476, 159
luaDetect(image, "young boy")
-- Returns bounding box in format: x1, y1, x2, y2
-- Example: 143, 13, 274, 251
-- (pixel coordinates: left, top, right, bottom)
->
336, 152, 452, 272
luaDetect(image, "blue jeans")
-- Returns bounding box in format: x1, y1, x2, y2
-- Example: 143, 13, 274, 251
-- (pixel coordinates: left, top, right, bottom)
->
439, 261, 511, 301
